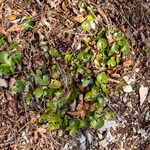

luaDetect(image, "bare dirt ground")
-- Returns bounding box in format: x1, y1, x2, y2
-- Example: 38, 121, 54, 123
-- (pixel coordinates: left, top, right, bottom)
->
0, 0, 149, 150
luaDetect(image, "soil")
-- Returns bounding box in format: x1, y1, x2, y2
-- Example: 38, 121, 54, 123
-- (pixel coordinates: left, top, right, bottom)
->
0, 0, 149, 150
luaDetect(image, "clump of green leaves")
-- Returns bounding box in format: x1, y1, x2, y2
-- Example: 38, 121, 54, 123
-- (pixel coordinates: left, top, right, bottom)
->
0, 41, 22, 76
34, 69, 49, 85
25, 28, 130, 137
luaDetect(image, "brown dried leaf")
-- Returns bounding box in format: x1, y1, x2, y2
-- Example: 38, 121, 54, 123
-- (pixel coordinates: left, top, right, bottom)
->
7, 24, 24, 32
76, 103, 83, 111
67, 111, 80, 117
8, 15, 17, 21
106, 35, 114, 44
123, 60, 134, 67
83, 103, 89, 111
74, 15, 85, 23
80, 110, 86, 119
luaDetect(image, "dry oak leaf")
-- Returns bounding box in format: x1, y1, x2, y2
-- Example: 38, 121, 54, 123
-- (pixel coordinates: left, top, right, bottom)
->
74, 15, 85, 23
8, 15, 17, 21
123, 60, 134, 67
76, 103, 83, 111
7, 24, 24, 32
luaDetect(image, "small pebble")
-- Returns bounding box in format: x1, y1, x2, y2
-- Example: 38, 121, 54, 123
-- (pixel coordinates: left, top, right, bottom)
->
123, 85, 133, 93
0, 78, 8, 88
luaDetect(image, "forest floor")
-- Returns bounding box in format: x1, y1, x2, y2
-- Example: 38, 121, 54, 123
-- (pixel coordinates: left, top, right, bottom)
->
0, 0, 150, 150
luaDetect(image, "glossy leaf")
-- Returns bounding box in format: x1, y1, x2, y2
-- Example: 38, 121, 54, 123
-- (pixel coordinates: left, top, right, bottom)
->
121, 43, 130, 54
97, 72, 108, 84
49, 80, 61, 89
104, 112, 115, 120
12, 80, 25, 94
64, 54, 72, 62
90, 118, 104, 129
107, 58, 116, 67
22, 17, 34, 30
97, 98, 106, 107
97, 38, 108, 50
49, 49, 59, 57
33, 87, 43, 99
81, 20, 91, 31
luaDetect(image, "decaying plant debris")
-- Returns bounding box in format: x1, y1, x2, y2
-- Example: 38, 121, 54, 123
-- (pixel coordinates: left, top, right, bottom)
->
0, 0, 149, 150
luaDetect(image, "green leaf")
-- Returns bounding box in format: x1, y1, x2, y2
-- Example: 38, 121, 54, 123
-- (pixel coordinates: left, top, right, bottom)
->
49, 80, 61, 89
55, 90, 64, 98
121, 43, 130, 54
22, 17, 34, 30
109, 43, 120, 56
94, 106, 103, 119
64, 83, 79, 105
66, 119, 80, 137
42, 75, 49, 84
33, 87, 43, 99
79, 119, 89, 130
96, 28, 106, 40
11, 51, 22, 64
104, 112, 115, 120
49, 49, 59, 57
90, 118, 104, 129
81, 20, 91, 31
0, 37, 6, 46
26, 93, 32, 105
85, 91, 93, 101
51, 65, 59, 71
64, 54, 72, 62
52, 73, 60, 79
100, 83, 109, 94
97, 72, 108, 84
77, 51, 85, 60
7, 43, 17, 51
94, 55, 101, 68
107, 58, 116, 67
77, 67, 84, 74
87, 13, 96, 21
41, 45, 48, 52
48, 115, 62, 131
91, 86, 99, 97
12, 80, 25, 94
97, 98, 106, 107
81, 78, 93, 88
97, 38, 108, 50
36, 69, 43, 77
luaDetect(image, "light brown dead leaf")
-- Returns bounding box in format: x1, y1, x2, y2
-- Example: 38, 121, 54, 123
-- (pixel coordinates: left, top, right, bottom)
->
80, 110, 86, 119
64, 91, 71, 100
71, 0, 79, 6
83, 103, 89, 111
76, 103, 83, 111
37, 127, 47, 134
67, 111, 80, 117
7, 24, 24, 32
106, 35, 114, 44
0, 26, 7, 35
74, 15, 85, 23
123, 60, 134, 67
62, 1, 67, 11
8, 15, 17, 21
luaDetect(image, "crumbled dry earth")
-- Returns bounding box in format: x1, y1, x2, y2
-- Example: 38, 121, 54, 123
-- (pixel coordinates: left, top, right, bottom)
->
0, 0, 149, 150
